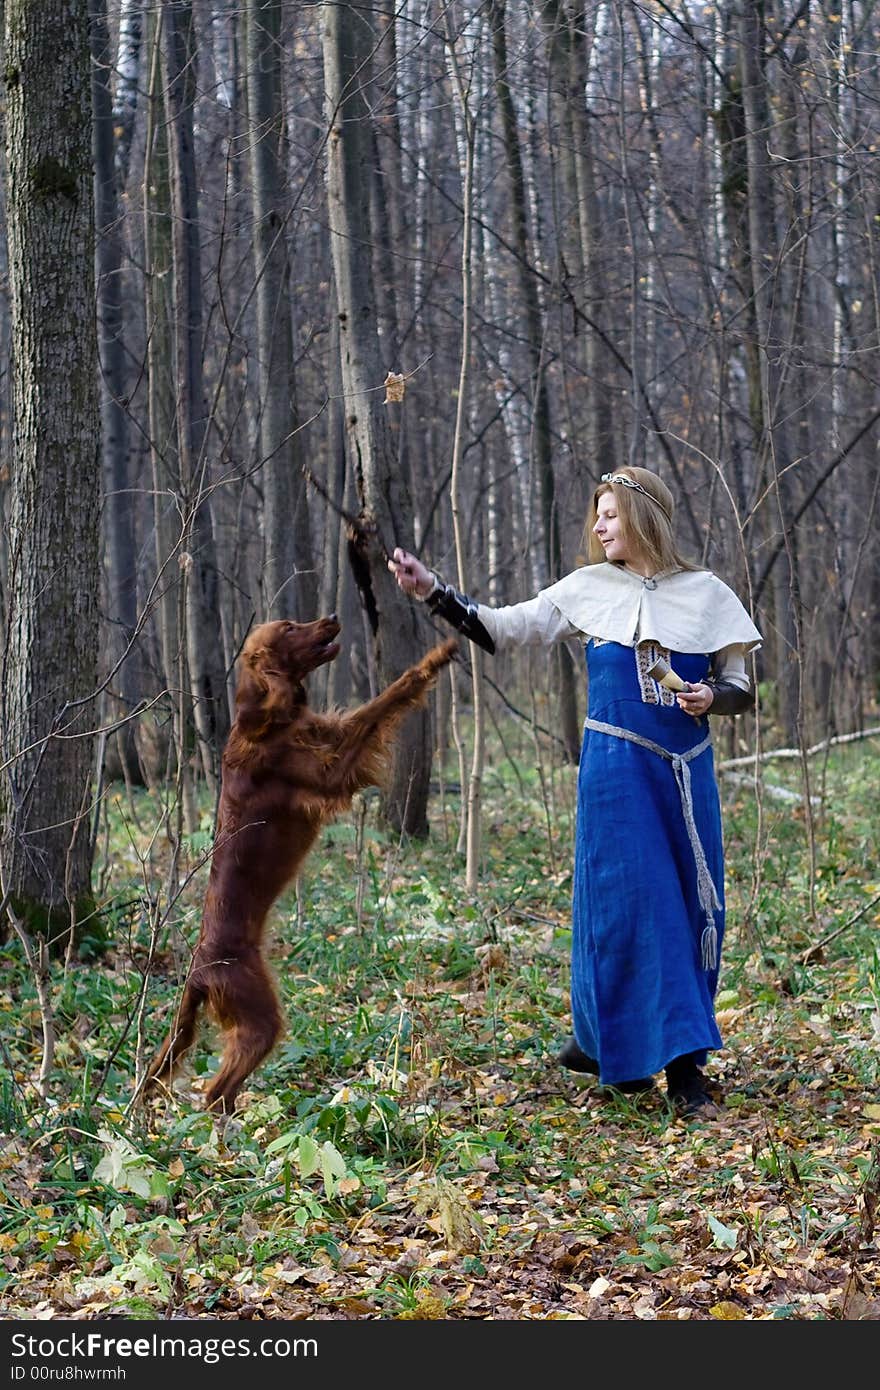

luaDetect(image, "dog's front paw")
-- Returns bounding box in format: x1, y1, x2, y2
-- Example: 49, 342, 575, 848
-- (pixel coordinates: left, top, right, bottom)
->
418, 638, 459, 676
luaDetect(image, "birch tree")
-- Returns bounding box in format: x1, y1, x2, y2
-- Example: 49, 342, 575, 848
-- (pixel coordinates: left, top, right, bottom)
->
91, 0, 145, 785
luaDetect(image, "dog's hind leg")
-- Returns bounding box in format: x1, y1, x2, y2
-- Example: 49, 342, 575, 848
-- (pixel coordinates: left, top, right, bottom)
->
202, 953, 284, 1114
144, 977, 205, 1096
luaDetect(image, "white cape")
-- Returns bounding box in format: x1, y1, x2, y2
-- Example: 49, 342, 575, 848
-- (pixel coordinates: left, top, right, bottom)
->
541, 564, 762, 654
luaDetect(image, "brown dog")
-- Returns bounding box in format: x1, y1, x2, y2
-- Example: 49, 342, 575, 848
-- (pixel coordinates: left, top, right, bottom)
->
145, 617, 457, 1113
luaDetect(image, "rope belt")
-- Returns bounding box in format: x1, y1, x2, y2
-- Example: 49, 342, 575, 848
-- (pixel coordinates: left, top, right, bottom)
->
583, 717, 721, 971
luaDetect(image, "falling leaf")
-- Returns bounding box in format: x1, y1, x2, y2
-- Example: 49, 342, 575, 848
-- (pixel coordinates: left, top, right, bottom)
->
383, 371, 406, 404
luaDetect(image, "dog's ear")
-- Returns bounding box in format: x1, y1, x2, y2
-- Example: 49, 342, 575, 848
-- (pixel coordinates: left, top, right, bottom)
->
234, 644, 298, 736
233, 662, 271, 736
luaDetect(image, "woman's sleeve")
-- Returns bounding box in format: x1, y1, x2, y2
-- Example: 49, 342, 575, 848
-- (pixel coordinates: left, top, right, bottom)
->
705, 645, 756, 715
477, 594, 581, 650
710, 644, 750, 691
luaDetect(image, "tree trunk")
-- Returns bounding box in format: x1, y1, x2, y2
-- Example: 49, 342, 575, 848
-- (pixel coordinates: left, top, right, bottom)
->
488, 0, 580, 763
444, 13, 484, 887
91, 0, 147, 786
144, 6, 195, 828
112, 0, 142, 185
738, 0, 799, 742
161, 0, 229, 791
246, 0, 316, 622
541, 1, 616, 480
322, 0, 434, 837
1, 0, 101, 948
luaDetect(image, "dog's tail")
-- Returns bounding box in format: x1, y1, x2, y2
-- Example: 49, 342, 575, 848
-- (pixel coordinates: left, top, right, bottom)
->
142, 977, 206, 1100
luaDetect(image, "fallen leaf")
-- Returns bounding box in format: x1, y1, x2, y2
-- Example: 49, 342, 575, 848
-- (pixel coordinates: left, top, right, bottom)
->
710, 1300, 747, 1319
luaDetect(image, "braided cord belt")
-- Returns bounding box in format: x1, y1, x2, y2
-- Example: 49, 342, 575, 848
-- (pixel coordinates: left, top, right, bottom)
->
583, 717, 721, 970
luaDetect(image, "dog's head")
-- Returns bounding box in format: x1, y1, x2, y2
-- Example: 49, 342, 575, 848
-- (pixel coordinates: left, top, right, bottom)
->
234, 616, 341, 735
243, 616, 341, 679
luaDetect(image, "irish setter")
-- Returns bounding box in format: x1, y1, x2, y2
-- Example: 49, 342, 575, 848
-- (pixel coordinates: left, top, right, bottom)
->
145, 616, 457, 1114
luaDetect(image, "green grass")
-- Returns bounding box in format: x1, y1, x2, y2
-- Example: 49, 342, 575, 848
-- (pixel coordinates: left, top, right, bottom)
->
1, 727, 878, 1319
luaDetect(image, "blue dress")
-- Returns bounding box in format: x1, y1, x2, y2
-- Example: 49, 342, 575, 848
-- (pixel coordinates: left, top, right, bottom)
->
569, 639, 724, 1084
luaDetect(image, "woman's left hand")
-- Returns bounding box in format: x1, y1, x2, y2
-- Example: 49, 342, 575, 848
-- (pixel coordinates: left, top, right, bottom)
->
677, 682, 714, 718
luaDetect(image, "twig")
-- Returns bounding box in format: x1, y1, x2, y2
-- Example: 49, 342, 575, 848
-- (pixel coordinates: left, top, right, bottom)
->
801, 891, 880, 966
1, 888, 55, 1096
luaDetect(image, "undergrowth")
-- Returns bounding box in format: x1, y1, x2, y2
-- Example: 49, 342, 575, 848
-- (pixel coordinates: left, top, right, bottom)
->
1, 727, 878, 1320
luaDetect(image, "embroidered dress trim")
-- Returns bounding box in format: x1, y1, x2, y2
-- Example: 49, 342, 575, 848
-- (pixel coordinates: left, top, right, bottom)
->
583, 717, 721, 970
635, 642, 676, 706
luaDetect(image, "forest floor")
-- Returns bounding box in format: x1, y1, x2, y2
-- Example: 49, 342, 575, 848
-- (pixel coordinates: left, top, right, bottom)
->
1, 723, 879, 1321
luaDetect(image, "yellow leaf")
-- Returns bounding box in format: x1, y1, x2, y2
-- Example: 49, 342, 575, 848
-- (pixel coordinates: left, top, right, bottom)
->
383, 371, 406, 404
710, 1301, 747, 1319
863, 1104, 880, 1121
397, 1294, 447, 1319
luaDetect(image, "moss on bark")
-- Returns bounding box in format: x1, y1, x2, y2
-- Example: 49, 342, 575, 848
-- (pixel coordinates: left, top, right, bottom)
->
5, 892, 107, 959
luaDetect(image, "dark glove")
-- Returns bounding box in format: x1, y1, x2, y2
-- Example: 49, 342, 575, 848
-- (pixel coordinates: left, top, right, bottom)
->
706, 680, 754, 716
425, 576, 496, 654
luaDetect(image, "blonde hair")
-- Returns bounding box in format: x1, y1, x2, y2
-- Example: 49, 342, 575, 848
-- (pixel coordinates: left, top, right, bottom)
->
584, 467, 700, 572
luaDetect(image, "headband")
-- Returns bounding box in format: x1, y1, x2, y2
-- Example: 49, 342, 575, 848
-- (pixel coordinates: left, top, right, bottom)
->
600, 472, 672, 521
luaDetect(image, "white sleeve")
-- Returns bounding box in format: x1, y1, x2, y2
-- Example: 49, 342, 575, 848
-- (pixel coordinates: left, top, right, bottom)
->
711, 644, 750, 691
477, 594, 582, 650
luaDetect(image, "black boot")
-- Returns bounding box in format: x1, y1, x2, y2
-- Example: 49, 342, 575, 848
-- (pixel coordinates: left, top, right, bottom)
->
557, 1037, 653, 1092
665, 1054, 717, 1117
555, 1036, 599, 1074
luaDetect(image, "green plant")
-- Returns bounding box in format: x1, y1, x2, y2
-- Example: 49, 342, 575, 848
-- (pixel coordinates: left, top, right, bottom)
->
0, 740, 877, 1320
